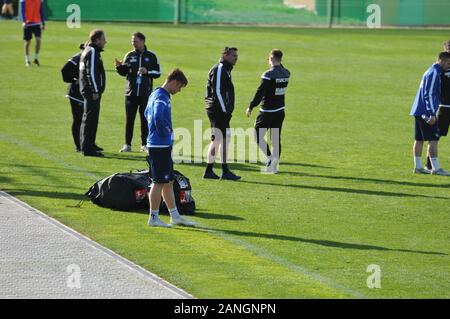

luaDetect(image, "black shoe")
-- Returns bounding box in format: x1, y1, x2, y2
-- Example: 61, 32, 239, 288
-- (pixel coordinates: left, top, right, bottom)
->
76, 147, 81, 152
93, 144, 104, 151
82, 151, 104, 157
203, 171, 220, 179
33, 59, 40, 66
221, 171, 241, 181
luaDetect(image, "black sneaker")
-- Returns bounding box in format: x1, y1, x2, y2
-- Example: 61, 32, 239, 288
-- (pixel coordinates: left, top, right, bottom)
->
33, 59, 40, 66
82, 151, 104, 157
221, 171, 241, 181
93, 144, 104, 151
203, 171, 220, 179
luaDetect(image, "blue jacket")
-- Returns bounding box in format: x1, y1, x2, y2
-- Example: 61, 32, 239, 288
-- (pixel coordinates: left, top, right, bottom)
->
145, 87, 173, 147
410, 63, 443, 117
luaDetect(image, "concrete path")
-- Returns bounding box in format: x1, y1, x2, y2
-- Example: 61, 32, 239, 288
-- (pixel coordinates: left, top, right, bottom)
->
0, 191, 193, 299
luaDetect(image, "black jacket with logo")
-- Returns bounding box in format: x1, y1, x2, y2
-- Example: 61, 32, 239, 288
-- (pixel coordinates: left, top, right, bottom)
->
205, 59, 235, 115
249, 65, 290, 112
61, 52, 83, 103
79, 43, 106, 97
116, 47, 161, 97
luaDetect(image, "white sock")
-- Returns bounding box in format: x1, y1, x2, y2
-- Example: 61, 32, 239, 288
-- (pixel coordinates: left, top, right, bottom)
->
34, 53, 39, 60
414, 156, 422, 169
168, 207, 181, 219
25, 55, 30, 63
149, 210, 159, 221
431, 158, 440, 171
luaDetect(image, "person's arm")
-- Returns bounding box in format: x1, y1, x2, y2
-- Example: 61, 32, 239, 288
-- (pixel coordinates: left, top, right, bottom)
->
40, 0, 45, 29
20, 0, 26, 25
249, 75, 270, 110
115, 53, 130, 76
153, 99, 171, 137
84, 48, 100, 98
61, 58, 78, 83
144, 52, 161, 79
214, 64, 228, 114
423, 70, 440, 117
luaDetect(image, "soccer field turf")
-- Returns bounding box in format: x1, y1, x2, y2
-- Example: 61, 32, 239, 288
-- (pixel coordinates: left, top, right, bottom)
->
0, 20, 449, 298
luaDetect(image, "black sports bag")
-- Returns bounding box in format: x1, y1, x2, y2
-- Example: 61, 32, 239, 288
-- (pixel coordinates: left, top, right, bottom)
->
85, 170, 195, 214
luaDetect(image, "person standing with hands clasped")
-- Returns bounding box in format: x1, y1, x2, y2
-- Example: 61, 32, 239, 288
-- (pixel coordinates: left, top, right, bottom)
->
115, 32, 161, 153
145, 69, 196, 228
79, 29, 107, 157
203, 47, 241, 181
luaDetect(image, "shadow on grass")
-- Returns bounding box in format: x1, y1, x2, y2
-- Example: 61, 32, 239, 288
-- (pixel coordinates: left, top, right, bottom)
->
104, 207, 245, 221
5, 189, 85, 201
277, 171, 450, 189
281, 162, 334, 169
176, 161, 261, 173
189, 226, 447, 256
102, 153, 147, 162
237, 180, 450, 200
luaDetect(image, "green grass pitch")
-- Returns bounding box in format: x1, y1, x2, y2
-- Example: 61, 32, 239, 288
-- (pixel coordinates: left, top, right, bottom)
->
0, 20, 449, 298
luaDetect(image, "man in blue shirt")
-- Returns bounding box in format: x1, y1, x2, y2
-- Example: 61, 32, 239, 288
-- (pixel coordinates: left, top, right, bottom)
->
410, 51, 450, 175
145, 68, 195, 227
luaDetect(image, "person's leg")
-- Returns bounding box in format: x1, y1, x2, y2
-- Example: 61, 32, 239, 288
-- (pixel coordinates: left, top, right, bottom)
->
91, 96, 101, 148
204, 112, 222, 178
412, 116, 429, 173
138, 96, 149, 148
33, 37, 41, 65
70, 99, 83, 151
80, 97, 100, 154
268, 111, 285, 173
147, 148, 170, 227
428, 140, 440, 171
255, 112, 271, 163
413, 140, 424, 169
125, 96, 138, 146
7, 3, 14, 16
24, 40, 31, 65
219, 124, 240, 180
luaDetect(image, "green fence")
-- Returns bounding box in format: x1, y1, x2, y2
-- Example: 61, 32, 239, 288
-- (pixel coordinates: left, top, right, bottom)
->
45, 0, 450, 27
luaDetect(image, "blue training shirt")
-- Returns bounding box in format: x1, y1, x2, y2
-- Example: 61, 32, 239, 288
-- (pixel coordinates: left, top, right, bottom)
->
145, 87, 173, 148
410, 63, 443, 117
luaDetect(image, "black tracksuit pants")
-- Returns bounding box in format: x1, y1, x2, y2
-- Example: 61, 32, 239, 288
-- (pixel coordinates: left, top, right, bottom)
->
125, 95, 149, 146
254, 110, 285, 158
80, 95, 101, 153
70, 98, 84, 150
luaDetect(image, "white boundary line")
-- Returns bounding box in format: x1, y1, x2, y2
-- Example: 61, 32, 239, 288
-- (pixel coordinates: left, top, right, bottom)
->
0, 191, 193, 299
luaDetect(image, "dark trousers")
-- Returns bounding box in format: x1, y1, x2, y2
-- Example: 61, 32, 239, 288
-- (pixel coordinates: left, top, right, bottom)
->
125, 95, 149, 146
70, 98, 84, 150
437, 106, 450, 137
254, 110, 285, 158
80, 95, 101, 153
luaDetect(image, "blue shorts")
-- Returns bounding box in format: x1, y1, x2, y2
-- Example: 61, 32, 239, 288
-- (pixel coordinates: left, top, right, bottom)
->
146, 147, 174, 184
414, 116, 440, 141
23, 24, 42, 41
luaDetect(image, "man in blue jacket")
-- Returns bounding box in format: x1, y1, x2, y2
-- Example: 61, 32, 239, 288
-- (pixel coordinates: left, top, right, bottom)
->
410, 51, 450, 175
145, 69, 196, 227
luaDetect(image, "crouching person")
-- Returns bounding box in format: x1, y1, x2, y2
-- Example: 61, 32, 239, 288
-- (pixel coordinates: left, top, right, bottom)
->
145, 69, 196, 227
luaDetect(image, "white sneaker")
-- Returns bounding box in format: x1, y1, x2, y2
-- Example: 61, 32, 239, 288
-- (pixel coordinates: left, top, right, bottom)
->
265, 158, 279, 174
170, 216, 196, 227
413, 167, 431, 174
148, 217, 171, 228
25, 61, 31, 67
119, 144, 131, 152
140, 145, 148, 152
431, 168, 450, 176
